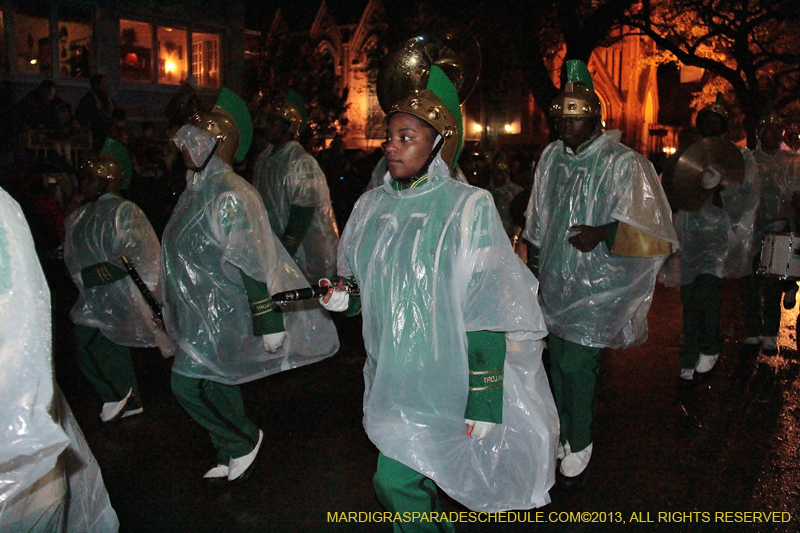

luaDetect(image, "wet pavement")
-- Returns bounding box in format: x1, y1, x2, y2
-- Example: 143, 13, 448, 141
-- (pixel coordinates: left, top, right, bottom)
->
54, 281, 800, 532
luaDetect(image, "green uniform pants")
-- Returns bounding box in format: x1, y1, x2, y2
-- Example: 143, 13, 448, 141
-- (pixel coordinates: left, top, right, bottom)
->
72, 324, 140, 404
547, 335, 601, 452
741, 272, 783, 338
373, 453, 455, 533
170, 372, 259, 464
680, 274, 725, 369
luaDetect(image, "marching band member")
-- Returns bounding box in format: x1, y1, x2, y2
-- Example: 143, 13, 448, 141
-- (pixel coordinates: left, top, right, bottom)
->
163, 89, 338, 481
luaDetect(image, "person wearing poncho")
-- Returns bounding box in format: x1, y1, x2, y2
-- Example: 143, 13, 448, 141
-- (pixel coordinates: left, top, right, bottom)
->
323, 66, 558, 531
662, 93, 760, 375
742, 110, 800, 351
524, 60, 677, 486
163, 89, 338, 482
2, 186, 119, 532
64, 138, 171, 423
253, 91, 339, 281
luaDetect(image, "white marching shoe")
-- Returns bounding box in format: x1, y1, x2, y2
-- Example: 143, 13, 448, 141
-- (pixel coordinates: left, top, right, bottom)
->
695, 353, 719, 374
99, 388, 133, 422
559, 443, 592, 478
228, 430, 263, 481
203, 464, 229, 479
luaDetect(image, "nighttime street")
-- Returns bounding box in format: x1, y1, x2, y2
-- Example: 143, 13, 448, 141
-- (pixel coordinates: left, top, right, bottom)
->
53, 281, 800, 533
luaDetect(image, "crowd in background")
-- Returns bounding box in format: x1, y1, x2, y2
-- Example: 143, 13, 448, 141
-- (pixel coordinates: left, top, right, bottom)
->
2, 78, 544, 284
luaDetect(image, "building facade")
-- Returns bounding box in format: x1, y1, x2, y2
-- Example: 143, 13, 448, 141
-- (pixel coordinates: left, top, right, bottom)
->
267, 0, 669, 157
1, 0, 245, 122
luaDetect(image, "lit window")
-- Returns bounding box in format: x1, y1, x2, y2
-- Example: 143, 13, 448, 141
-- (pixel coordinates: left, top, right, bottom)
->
58, 6, 93, 79
16, 5, 50, 75
120, 19, 153, 82
157, 26, 187, 85
192, 32, 220, 88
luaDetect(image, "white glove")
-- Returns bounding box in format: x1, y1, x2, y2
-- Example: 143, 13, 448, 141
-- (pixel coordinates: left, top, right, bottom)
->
700, 164, 723, 189
154, 330, 177, 358
465, 419, 496, 439
320, 290, 349, 312
262, 331, 286, 353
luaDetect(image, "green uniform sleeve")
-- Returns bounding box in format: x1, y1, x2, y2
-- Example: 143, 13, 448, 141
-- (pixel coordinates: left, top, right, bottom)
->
281, 204, 315, 256
465, 330, 506, 424
603, 221, 619, 251
81, 261, 129, 288
239, 269, 284, 335
343, 294, 361, 317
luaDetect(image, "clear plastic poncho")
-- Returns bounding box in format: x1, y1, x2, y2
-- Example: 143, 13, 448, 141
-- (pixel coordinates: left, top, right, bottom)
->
1, 187, 118, 532
524, 132, 678, 349
752, 148, 800, 250
663, 145, 760, 285
57, 388, 120, 533
163, 127, 338, 384
253, 141, 339, 280
339, 155, 559, 512
0, 186, 70, 526
64, 193, 170, 349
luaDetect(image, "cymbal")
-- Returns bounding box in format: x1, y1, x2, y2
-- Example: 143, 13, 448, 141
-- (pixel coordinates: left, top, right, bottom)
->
662, 137, 745, 212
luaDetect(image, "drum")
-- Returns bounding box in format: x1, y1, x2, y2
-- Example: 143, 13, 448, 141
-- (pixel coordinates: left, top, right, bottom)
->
757, 233, 800, 279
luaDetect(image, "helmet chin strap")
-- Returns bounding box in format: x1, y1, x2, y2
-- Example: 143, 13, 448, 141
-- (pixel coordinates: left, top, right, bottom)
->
188, 138, 221, 174
412, 135, 444, 181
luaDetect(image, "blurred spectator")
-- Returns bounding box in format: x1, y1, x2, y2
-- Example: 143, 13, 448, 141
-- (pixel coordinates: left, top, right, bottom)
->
486, 159, 523, 242
110, 108, 129, 146
76, 74, 115, 152
16, 79, 65, 133
125, 121, 178, 237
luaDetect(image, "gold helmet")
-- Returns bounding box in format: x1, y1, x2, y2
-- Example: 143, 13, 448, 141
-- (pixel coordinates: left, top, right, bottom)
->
187, 108, 239, 165
697, 92, 728, 123
82, 153, 124, 184
268, 90, 306, 136
388, 87, 460, 168
550, 60, 602, 118
378, 32, 480, 170
759, 105, 782, 131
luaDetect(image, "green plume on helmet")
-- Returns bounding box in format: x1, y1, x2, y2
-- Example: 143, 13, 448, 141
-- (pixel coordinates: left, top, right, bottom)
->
215, 87, 253, 163
426, 65, 463, 169
565, 59, 594, 90
101, 137, 133, 190
699, 92, 728, 121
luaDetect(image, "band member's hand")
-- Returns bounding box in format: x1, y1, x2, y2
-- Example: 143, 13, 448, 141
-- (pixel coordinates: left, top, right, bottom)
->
262, 331, 287, 353
320, 284, 349, 311
465, 419, 496, 439
567, 225, 605, 252
700, 164, 723, 189
155, 330, 176, 358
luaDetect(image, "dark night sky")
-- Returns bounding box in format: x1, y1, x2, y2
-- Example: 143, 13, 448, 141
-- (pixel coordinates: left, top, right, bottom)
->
243, 0, 374, 31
